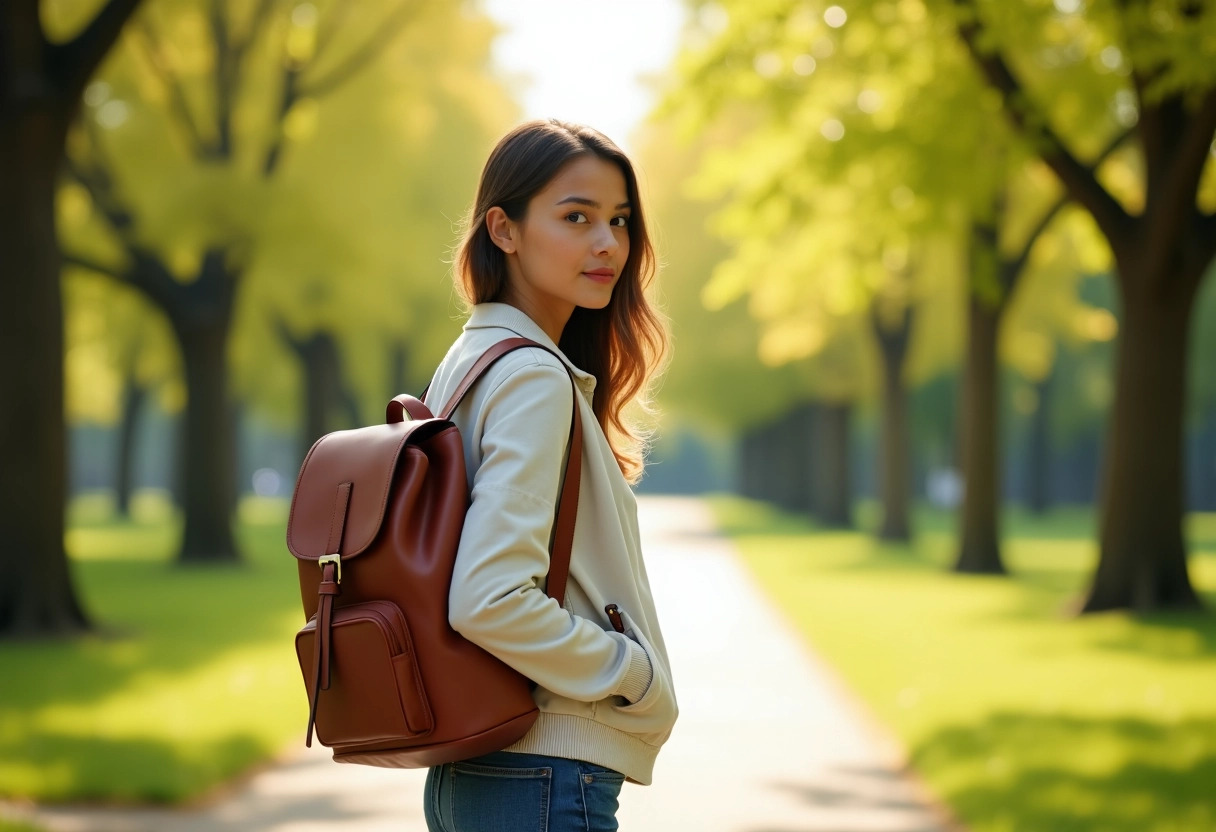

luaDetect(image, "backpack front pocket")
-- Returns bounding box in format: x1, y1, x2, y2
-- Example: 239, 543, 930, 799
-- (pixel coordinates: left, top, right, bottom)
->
296, 600, 434, 746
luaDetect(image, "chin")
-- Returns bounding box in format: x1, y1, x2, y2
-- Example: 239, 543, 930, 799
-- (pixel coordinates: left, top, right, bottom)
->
577, 295, 614, 311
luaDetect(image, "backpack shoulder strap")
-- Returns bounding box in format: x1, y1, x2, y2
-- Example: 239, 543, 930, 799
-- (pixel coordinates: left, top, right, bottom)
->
440, 338, 583, 608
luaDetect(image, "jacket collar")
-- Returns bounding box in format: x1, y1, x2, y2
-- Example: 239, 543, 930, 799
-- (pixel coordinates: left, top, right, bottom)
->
464, 303, 598, 395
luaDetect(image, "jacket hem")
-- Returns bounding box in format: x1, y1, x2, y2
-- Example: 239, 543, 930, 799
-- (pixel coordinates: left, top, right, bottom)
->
501, 712, 660, 785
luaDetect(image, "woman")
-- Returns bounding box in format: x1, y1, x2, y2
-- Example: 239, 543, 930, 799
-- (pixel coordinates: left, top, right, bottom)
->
421, 120, 678, 831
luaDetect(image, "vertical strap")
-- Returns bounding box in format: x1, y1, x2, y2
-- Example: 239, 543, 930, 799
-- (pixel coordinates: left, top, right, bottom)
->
438, 339, 583, 605
545, 387, 581, 607
306, 483, 350, 748
325, 482, 353, 555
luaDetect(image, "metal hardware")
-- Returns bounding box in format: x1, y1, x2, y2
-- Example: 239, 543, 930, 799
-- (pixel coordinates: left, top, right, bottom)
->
318, 553, 342, 584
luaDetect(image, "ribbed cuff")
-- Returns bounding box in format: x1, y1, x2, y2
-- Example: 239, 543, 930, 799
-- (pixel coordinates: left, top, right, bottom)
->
614, 640, 653, 703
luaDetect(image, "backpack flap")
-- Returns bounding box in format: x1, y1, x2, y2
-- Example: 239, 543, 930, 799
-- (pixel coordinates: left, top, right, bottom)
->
286, 420, 441, 564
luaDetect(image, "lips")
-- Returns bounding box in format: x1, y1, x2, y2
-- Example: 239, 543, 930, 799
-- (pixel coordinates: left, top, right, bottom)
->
583, 268, 615, 283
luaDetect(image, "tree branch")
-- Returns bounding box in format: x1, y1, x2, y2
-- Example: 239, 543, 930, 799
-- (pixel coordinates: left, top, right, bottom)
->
261, 1, 419, 176
62, 250, 127, 281
1170, 89, 1216, 206
209, 0, 235, 159
125, 246, 188, 316
132, 17, 209, 157
1004, 197, 1067, 293
63, 152, 137, 245
1151, 88, 1216, 251
47, 0, 144, 102
1005, 127, 1134, 282
310, 1, 354, 66
61, 244, 187, 329
261, 66, 301, 177
299, 1, 421, 98
65, 126, 187, 315
951, 0, 1135, 251
272, 314, 304, 356
232, 0, 277, 59
1126, 62, 1164, 181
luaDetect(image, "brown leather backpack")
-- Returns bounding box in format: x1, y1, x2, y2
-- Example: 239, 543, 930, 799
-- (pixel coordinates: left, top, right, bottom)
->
286, 338, 582, 767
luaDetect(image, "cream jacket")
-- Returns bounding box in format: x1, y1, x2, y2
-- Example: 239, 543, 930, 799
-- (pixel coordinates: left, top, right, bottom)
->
424, 303, 678, 785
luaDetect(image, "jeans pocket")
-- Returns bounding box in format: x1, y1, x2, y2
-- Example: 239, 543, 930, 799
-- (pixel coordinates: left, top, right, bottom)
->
577, 762, 625, 832
450, 760, 552, 832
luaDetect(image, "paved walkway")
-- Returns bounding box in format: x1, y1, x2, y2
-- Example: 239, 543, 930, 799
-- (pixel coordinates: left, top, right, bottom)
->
12, 496, 961, 832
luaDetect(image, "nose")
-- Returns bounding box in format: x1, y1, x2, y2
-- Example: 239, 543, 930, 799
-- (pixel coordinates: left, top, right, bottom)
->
592, 220, 621, 256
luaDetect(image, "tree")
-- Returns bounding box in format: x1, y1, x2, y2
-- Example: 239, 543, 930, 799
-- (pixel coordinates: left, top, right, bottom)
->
0, 0, 143, 637
635, 116, 816, 504
664, 0, 976, 539
61, 269, 179, 515
944, 0, 1216, 610
953, 136, 1124, 573
60, 0, 497, 562
275, 322, 360, 461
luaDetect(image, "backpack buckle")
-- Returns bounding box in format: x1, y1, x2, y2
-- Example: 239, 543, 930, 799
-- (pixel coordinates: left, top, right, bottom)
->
318, 554, 342, 584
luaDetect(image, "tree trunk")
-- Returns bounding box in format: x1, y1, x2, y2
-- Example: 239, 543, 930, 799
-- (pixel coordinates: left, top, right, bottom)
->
276, 326, 360, 463
168, 254, 239, 562
296, 331, 359, 460
949, 11, 1215, 610
753, 418, 782, 506
813, 402, 853, 528
955, 294, 1007, 574
114, 378, 147, 517
1195, 408, 1216, 511
873, 307, 913, 541
780, 403, 815, 515
1026, 366, 1054, 514
389, 338, 412, 399
738, 427, 769, 503
0, 108, 91, 636
1084, 270, 1202, 611
736, 429, 755, 500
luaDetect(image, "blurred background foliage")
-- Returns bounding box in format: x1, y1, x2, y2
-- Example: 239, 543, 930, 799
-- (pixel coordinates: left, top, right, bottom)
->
54, 0, 516, 552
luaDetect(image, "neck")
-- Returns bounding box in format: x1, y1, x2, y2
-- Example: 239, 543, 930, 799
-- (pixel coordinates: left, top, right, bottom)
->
498, 284, 571, 344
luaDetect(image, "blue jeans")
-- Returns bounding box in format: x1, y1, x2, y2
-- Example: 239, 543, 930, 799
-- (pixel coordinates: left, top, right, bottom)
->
423, 751, 625, 832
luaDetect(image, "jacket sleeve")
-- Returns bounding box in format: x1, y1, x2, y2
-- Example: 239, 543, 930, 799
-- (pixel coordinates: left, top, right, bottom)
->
446, 357, 652, 703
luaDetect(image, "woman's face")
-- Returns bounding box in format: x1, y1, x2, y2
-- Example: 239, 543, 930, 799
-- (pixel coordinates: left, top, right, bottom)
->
490, 154, 631, 342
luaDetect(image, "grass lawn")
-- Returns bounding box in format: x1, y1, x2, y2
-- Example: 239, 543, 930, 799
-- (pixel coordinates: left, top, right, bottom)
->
709, 497, 1216, 832
0, 492, 307, 805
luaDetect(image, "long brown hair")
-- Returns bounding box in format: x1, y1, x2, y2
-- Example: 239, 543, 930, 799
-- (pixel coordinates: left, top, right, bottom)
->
455, 119, 668, 483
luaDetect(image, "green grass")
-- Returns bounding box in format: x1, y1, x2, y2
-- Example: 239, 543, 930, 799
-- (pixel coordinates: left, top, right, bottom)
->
710, 497, 1216, 832
0, 819, 47, 832
0, 492, 307, 805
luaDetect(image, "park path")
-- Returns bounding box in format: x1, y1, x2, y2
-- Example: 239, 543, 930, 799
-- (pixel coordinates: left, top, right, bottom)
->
18, 495, 961, 832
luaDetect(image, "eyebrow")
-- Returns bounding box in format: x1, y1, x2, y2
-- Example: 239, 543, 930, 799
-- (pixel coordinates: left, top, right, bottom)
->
555, 196, 632, 210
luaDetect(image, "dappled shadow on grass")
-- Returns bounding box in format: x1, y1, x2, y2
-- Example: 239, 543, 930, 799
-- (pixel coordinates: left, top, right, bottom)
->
0, 509, 305, 803
911, 712, 1216, 832
8, 732, 266, 805
715, 497, 1216, 638
3, 521, 299, 712
1087, 608, 1216, 659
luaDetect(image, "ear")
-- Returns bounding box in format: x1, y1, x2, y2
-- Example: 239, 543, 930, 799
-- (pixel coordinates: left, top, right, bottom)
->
485, 207, 517, 255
